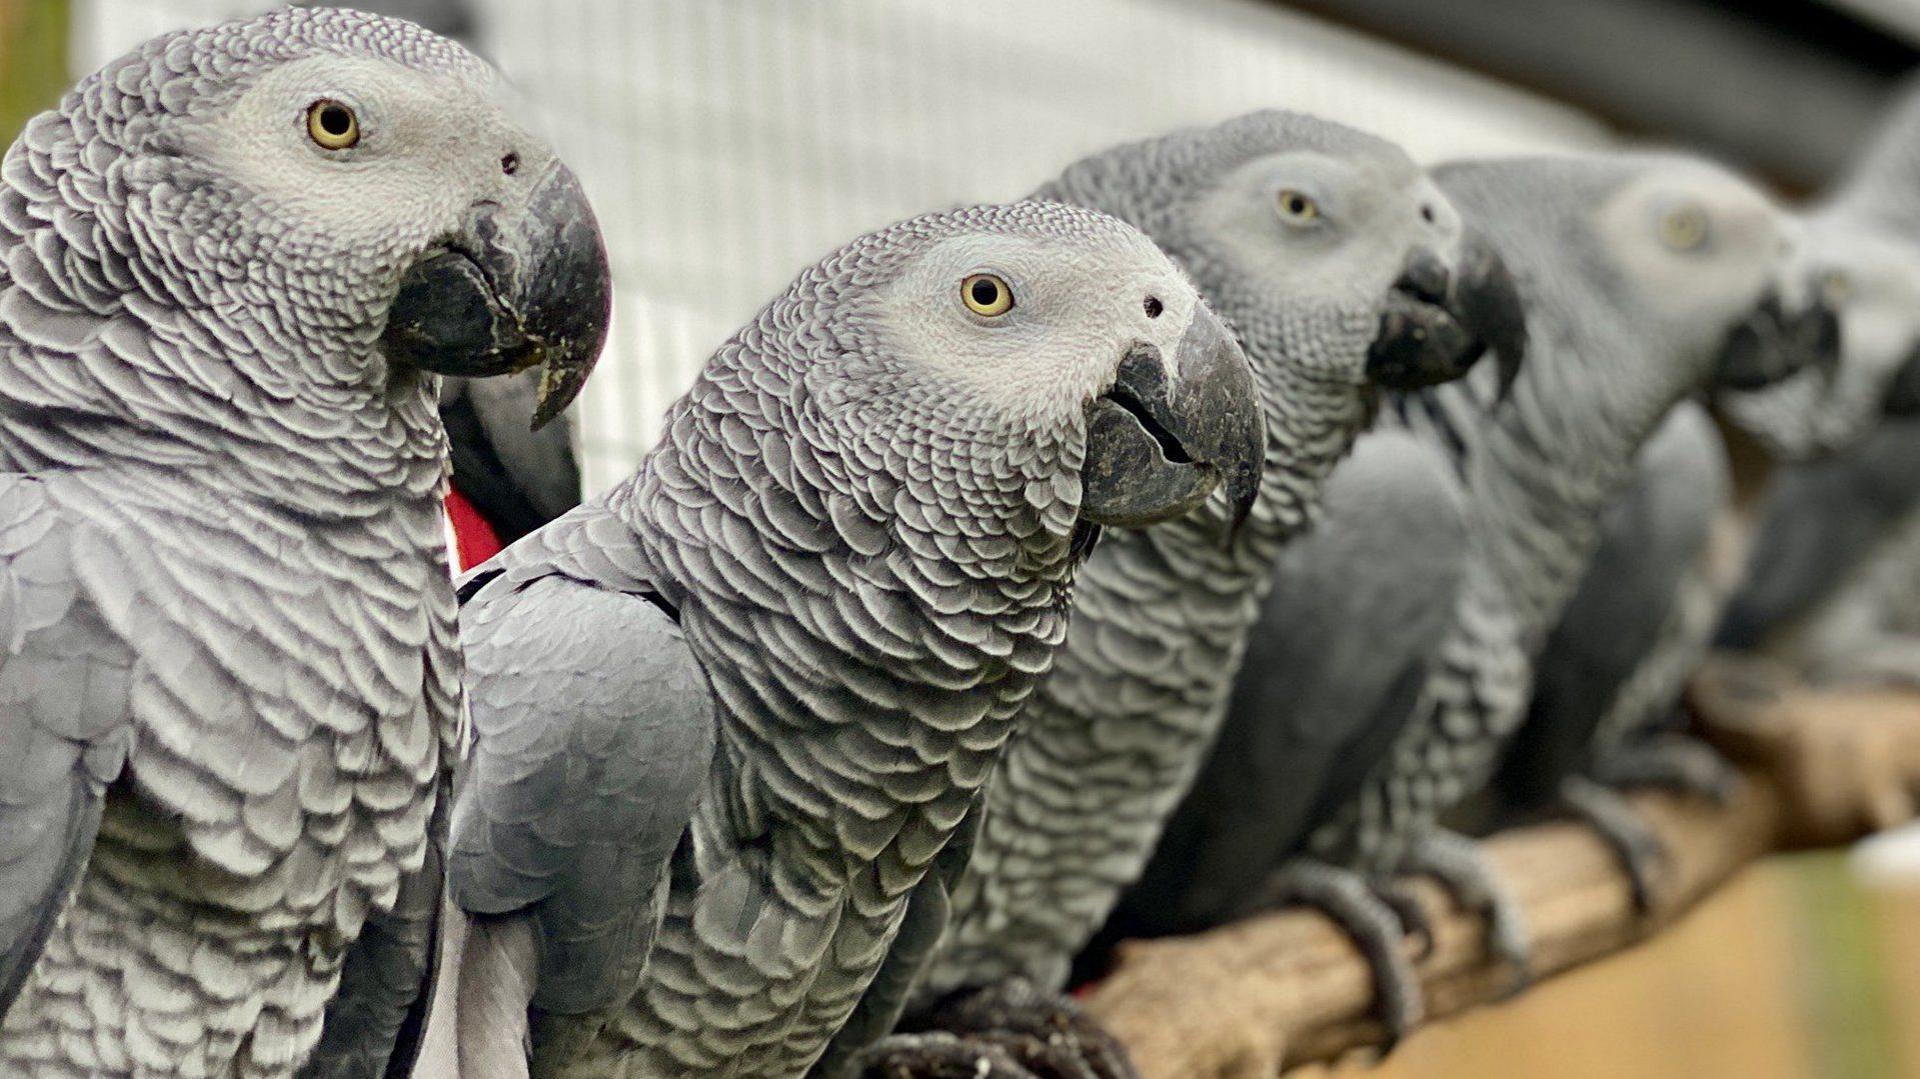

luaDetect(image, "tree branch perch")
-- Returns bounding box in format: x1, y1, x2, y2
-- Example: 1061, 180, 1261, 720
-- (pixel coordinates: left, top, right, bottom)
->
1081, 656, 1920, 1079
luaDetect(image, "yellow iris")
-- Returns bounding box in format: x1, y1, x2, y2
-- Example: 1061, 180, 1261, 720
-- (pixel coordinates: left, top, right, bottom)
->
1659, 204, 1709, 251
963, 273, 1014, 317
1276, 189, 1319, 222
307, 100, 360, 150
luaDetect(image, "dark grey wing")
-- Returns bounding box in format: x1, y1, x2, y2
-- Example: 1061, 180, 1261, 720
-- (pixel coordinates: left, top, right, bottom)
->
449, 550, 715, 1016
805, 798, 987, 1079
0, 476, 134, 1018
441, 373, 583, 544
1497, 404, 1726, 809
1098, 429, 1469, 943
297, 787, 448, 1079
1719, 418, 1920, 649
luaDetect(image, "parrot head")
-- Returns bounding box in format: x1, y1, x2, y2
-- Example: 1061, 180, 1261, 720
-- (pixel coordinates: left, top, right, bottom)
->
800, 202, 1265, 537
1590, 155, 1835, 396
1438, 153, 1830, 413
1041, 110, 1527, 407
80, 7, 608, 430
1715, 214, 1920, 457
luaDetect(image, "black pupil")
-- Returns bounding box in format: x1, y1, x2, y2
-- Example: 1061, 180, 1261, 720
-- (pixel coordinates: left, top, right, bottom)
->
972, 279, 1000, 306
320, 106, 351, 136
502, 152, 520, 175
1144, 296, 1163, 319
1420, 203, 1435, 223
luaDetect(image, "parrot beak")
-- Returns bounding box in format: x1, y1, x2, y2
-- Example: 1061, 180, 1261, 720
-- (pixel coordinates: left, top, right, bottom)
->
379, 159, 612, 430
1364, 233, 1528, 401
1884, 342, 1920, 417
1080, 303, 1266, 533
1713, 290, 1842, 392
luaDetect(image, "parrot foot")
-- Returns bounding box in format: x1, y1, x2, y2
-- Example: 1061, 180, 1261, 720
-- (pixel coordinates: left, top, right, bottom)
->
871, 978, 1138, 1079
1590, 733, 1739, 804
1556, 775, 1667, 914
852, 1031, 1041, 1078
1402, 830, 1531, 994
1259, 859, 1425, 1047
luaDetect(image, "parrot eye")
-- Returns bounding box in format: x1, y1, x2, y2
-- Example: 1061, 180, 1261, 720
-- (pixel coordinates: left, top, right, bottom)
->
962, 273, 1015, 318
1658, 203, 1710, 252
306, 100, 360, 151
1276, 189, 1320, 224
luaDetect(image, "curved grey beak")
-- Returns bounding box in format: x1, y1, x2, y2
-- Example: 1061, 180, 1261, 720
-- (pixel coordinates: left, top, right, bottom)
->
1080, 304, 1266, 533
380, 159, 612, 430
1886, 343, 1920, 417
1365, 233, 1528, 401
1714, 291, 1842, 392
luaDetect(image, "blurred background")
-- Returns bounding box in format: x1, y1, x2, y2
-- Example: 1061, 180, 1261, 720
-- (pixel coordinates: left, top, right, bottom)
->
6, 0, 1920, 1074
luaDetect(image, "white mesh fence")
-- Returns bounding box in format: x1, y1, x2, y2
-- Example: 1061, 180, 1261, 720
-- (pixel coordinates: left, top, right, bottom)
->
73, 0, 1614, 491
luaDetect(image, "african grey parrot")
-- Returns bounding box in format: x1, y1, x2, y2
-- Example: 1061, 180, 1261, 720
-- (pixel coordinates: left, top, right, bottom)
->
0, 9, 609, 1077
849, 110, 1526, 1074
1087, 151, 1827, 1040
1718, 76, 1920, 683
421, 201, 1267, 1079
1486, 208, 1920, 909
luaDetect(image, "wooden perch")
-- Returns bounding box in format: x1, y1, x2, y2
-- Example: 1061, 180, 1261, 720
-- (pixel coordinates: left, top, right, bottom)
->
1081, 655, 1920, 1079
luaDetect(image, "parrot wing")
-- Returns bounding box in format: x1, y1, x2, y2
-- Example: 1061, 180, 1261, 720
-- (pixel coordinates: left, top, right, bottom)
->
1719, 419, 1920, 649
447, 506, 716, 1015
0, 474, 136, 1018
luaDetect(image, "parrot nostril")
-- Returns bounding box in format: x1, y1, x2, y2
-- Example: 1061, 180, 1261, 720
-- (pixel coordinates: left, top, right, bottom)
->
1420, 203, 1437, 225
1143, 295, 1164, 319
501, 152, 520, 176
